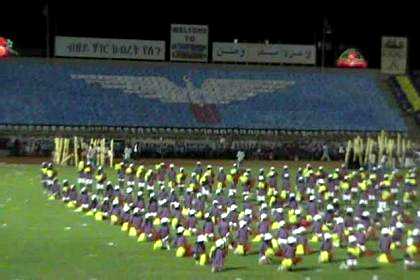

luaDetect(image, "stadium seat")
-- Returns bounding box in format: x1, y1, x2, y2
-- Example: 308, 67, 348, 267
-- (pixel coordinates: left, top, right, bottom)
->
395, 76, 420, 112
0, 58, 407, 132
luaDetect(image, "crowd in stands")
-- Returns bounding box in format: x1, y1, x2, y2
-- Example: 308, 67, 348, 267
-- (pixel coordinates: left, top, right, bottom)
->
411, 72, 420, 124
1, 136, 345, 161
124, 138, 346, 161
389, 74, 420, 125
0, 59, 407, 132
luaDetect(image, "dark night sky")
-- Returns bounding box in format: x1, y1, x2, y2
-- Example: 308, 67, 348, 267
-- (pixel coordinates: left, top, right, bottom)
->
2, 1, 418, 69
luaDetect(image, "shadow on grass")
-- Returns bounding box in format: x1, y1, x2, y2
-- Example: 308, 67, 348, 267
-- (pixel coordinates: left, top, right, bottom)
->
330, 258, 345, 264
307, 250, 319, 255
224, 266, 247, 272
292, 266, 318, 272
405, 266, 420, 271
356, 265, 380, 271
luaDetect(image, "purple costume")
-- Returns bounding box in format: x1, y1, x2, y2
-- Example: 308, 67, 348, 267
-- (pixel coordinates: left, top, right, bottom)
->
355, 232, 366, 245
273, 211, 284, 222
216, 195, 226, 207
237, 227, 249, 244
228, 211, 239, 225
172, 208, 182, 220
79, 193, 90, 205
105, 188, 114, 198
159, 207, 171, 218
282, 178, 291, 191
110, 206, 121, 216
344, 215, 354, 227
158, 225, 170, 239
184, 193, 193, 208
148, 200, 158, 213
167, 170, 176, 182
379, 236, 392, 253
297, 181, 305, 195
312, 221, 322, 234
243, 183, 252, 193
193, 199, 205, 212
226, 197, 235, 207
187, 216, 197, 229
268, 177, 277, 188
203, 221, 214, 235
321, 239, 332, 251
193, 242, 206, 257
135, 199, 145, 211
131, 215, 143, 230
333, 223, 345, 235
217, 172, 226, 183
355, 205, 365, 218
211, 247, 226, 270
277, 228, 288, 239
284, 244, 295, 258
120, 211, 130, 223
289, 199, 298, 210
259, 241, 271, 257
100, 201, 110, 213
124, 194, 133, 205
69, 189, 78, 201
244, 214, 253, 225
143, 220, 154, 235
297, 235, 307, 246
324, 211, 334, 224
258, 221, 270, 234
194, 166, 203, 176
174, 235, 187, 247
392, 228, 403, 242
360, 217, 371, 229
89, 199, 98, 210
51, 182, 61, 195
158, 191, 169, 201
218, 220, 229, 237
308, 201, 318, 216
257, 186, 267, 196
211, 206, 223, 218
168, 192, 178, 203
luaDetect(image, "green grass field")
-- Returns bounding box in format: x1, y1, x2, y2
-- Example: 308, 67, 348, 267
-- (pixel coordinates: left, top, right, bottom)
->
0, 160, 418, 280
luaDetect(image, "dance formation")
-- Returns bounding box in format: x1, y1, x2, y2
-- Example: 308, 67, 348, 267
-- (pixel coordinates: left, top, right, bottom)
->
41, 160, 419, 272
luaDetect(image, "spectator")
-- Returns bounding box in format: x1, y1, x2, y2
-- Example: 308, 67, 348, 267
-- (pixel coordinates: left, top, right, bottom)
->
320, 143, 331, 161
236, 150, 245, 168
338, 144, 346, 160
124, 145, 133, 162
87, 145, 97, 167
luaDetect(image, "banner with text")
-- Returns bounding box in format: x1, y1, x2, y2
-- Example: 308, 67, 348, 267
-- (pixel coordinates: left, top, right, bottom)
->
381, 36, 408, 74
170, 24, 209, 62
213, 42, 316, 65
55, 36, 165, 60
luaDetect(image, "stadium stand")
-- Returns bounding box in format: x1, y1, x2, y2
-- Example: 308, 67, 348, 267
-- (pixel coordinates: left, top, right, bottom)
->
411, 73, 420, 124
395, 76, 420, 112
390, 75, 420, 125
388, 77, 413, 112
411, 72, 420, 92
0, 58, 407, 132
